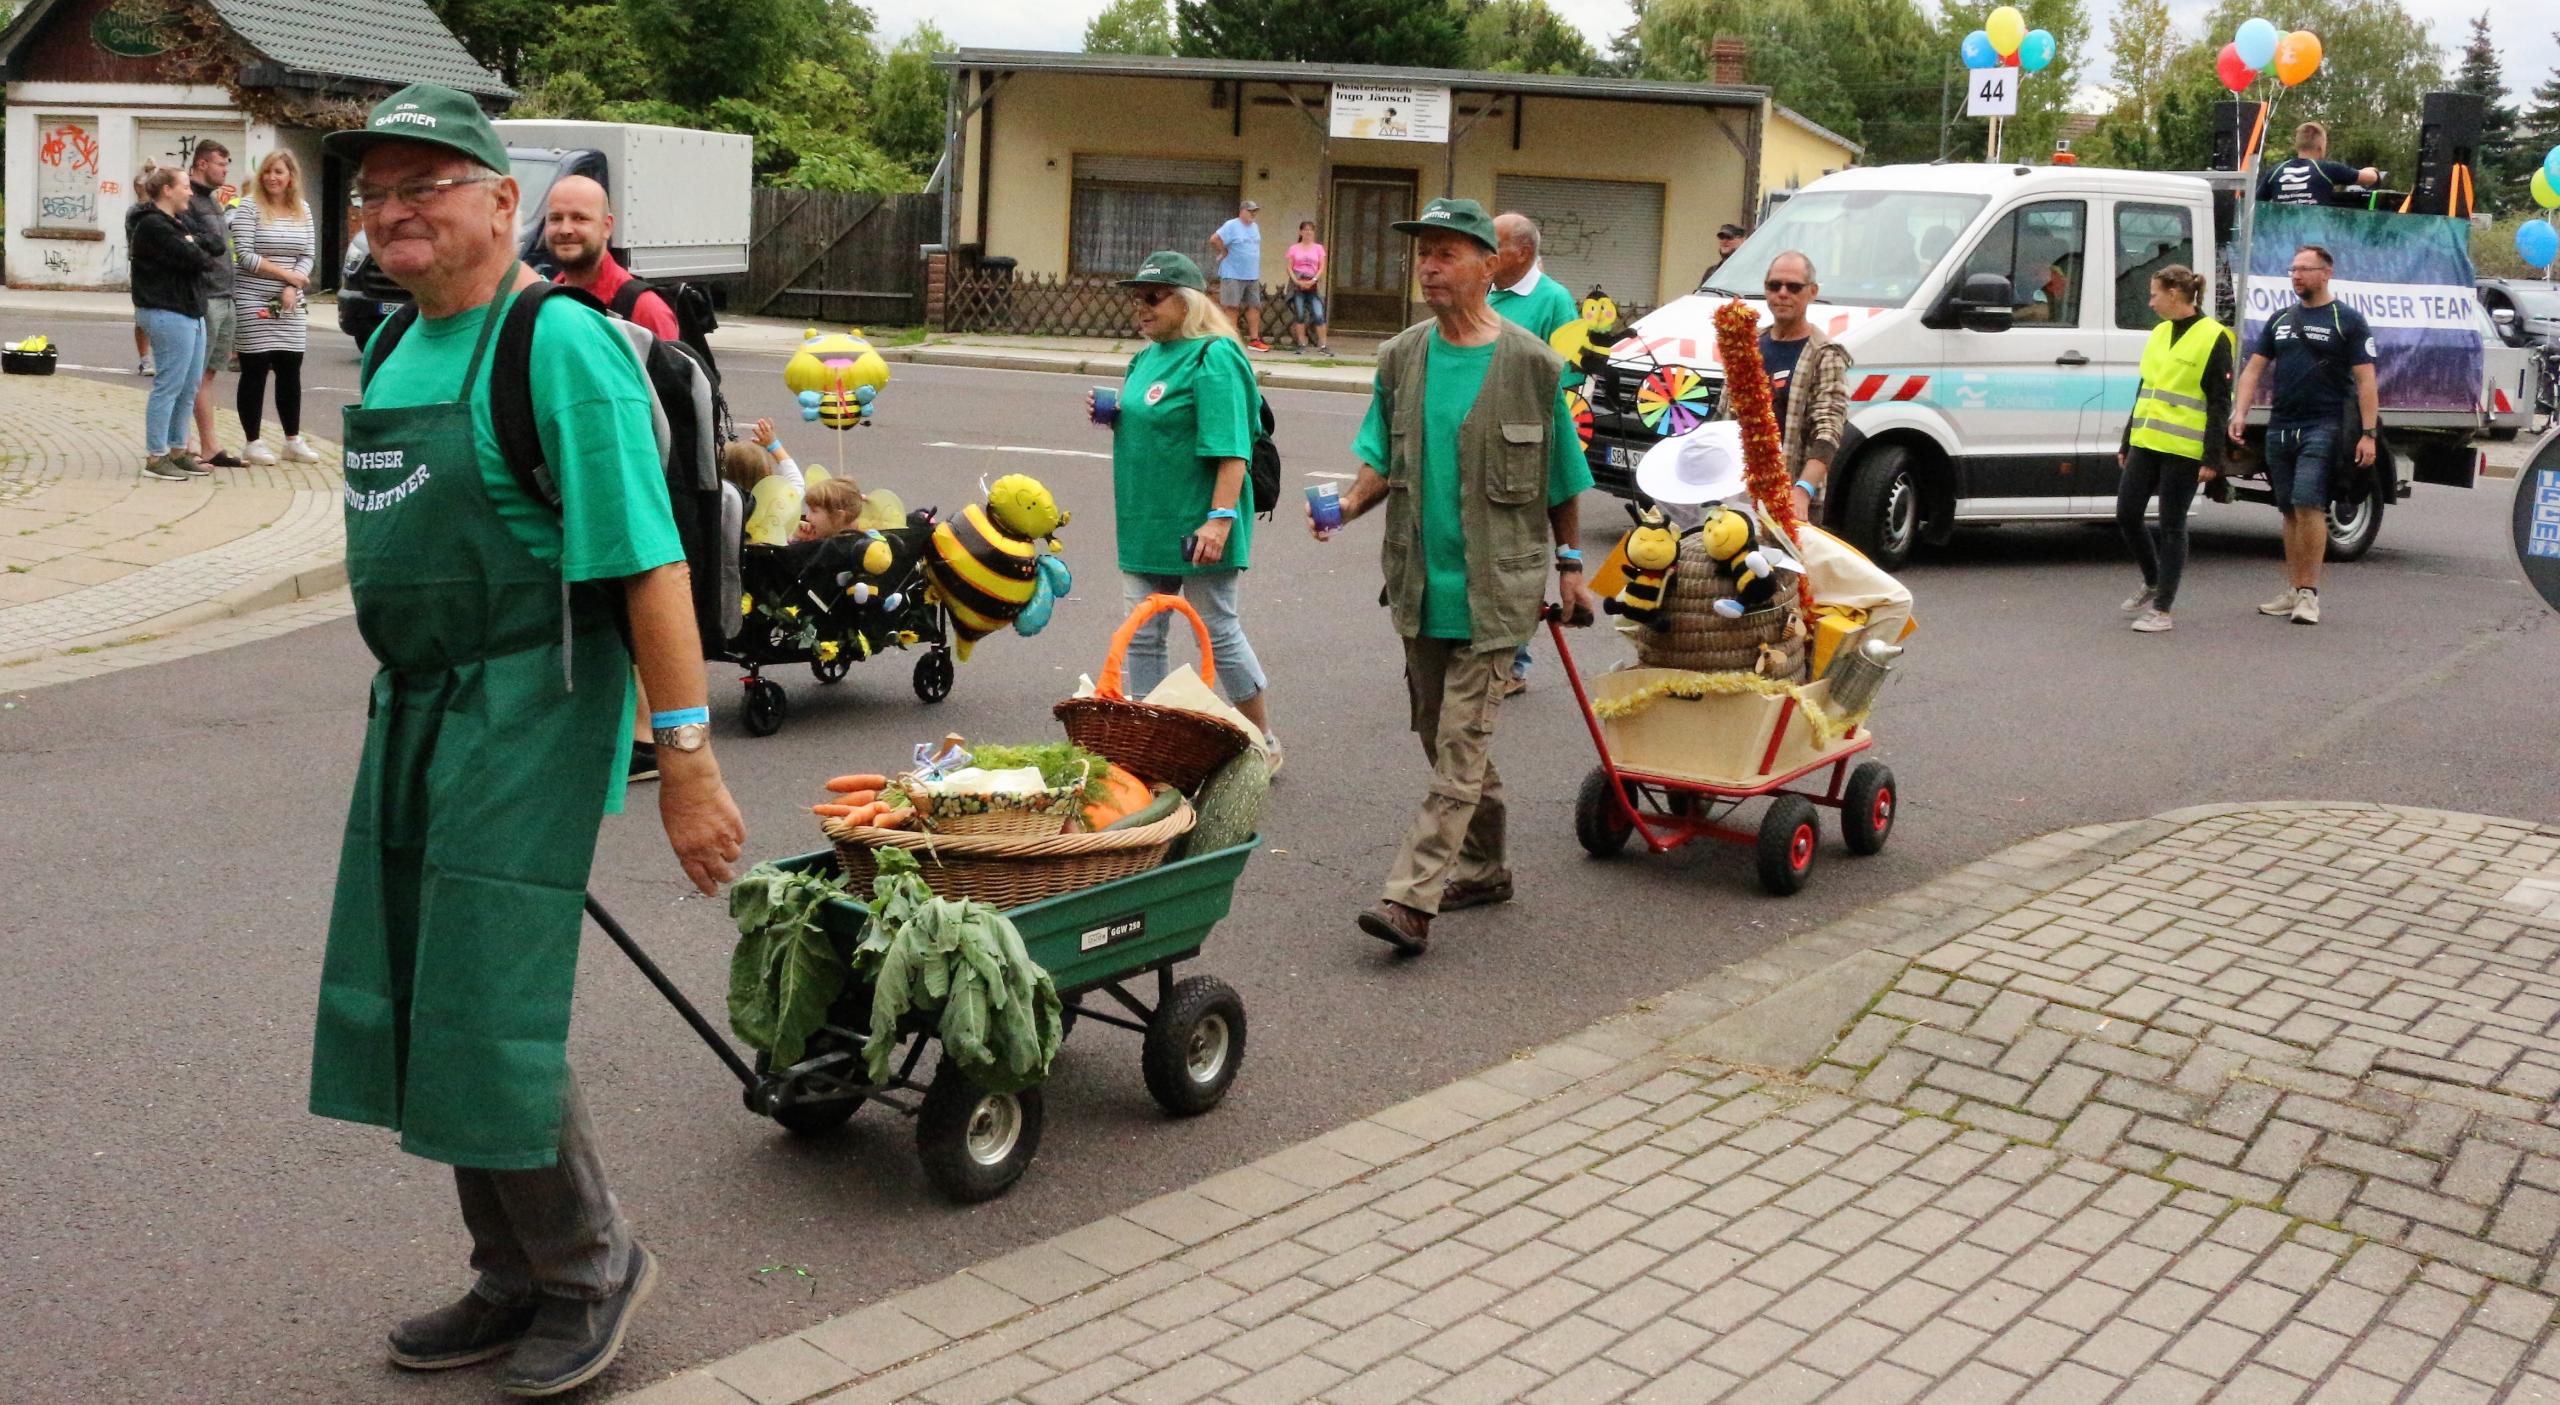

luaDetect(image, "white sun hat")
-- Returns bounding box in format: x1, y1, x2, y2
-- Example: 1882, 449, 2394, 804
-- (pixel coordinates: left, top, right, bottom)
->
1634, 420, 1746, 505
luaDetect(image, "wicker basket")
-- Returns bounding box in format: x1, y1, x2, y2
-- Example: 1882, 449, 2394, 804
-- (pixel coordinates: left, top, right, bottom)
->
1054, 594, 1251, 791
1633, 533, 1805, 677
899, 763, 1091, 837
825, 799, 1196, 906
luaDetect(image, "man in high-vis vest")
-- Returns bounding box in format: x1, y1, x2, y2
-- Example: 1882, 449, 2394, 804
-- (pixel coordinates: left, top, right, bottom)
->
1310, 198, 1598, 957
2115, 264, 2232, 634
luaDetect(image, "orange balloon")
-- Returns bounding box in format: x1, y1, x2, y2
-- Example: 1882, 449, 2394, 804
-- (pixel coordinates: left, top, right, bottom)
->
2274, 30, 2322, 86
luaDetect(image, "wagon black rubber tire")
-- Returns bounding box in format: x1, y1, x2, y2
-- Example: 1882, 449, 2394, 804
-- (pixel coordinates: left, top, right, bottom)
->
1841, 444, 1921, 571
1841, 762, 1897, 857
770, 1097, 861, 1136
742, 678, 788, 737
1756, 793, 1820, 896
1574, 766, 1635, 858
915, 1060, 1044, 1203
913, 648, 955, 704
811, 654, 850, 685
1142, 976, 1246, 1117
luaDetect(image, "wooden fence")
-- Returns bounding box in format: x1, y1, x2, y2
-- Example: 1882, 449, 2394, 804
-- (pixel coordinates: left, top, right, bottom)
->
737, 189, 938, 325
944, 267, 1328, 339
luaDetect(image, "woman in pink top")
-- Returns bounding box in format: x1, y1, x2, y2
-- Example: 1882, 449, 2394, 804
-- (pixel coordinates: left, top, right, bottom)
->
1285, 221, 1330, 356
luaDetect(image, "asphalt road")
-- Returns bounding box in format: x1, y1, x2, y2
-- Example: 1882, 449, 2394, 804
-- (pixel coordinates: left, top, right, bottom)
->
6, 312, 2558, 1402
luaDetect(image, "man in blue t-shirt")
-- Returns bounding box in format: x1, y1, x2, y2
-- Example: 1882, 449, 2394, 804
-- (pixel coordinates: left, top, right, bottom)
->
2228, 242, 2378, 626
1209, 200, 1269, 350
2256, 122, 2380, 209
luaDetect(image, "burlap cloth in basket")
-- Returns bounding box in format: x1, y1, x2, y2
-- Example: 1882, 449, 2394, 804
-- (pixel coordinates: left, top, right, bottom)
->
1627, 531, 1806, 678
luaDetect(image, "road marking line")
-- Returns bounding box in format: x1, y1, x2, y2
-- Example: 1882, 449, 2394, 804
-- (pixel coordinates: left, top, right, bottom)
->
922, 441, 1109, 460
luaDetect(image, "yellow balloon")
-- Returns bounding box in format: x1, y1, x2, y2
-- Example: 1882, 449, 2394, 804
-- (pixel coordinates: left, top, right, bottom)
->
1985, 5, 2026, 57
2273, 30, 2321, 86
2535, 168, 2560, 210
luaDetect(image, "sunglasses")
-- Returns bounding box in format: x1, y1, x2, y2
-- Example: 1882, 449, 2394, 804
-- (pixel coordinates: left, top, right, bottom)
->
1764, 280, 1808, 294
1129, 288, 1176, 307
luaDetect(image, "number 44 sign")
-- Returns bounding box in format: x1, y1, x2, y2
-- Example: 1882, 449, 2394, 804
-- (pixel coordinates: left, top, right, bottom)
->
1967, 68, 2019, 117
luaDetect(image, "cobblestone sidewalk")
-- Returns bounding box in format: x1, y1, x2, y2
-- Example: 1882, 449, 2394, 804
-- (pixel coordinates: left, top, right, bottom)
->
614, 804, 2560, 1405
0, 372, 344, 675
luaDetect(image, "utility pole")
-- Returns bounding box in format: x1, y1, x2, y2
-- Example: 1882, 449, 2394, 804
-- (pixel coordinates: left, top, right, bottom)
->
1938, 60, 1954, 160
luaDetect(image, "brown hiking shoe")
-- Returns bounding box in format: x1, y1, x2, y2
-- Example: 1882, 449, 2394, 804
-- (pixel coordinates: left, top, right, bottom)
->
1357, 901, 1431, 955
1440, 873, 1515, 911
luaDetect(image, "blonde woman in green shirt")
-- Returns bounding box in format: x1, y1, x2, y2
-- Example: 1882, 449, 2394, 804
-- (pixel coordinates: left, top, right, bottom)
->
1087, 250, 1277, 761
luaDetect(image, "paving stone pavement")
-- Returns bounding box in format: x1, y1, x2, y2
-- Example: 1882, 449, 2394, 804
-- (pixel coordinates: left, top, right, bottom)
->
612, 805, 2560, 1405
0, 372, 344, 669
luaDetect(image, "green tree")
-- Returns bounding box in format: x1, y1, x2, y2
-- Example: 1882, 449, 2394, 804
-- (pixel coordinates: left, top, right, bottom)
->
869, 22, 950, 177
621, 0, 827, 109
425, 0, 559, 89
1465, 0, 1600, 74
1173, 0, 1467, 68
2190, 0, 2440, 175
1086, 0, 1175, 54
518, 2, 659, 108
1930, 0, 2089, 165
1629, 0, 1950, 165
2453, 12, 2519, 210
2074, 0, 2189, 170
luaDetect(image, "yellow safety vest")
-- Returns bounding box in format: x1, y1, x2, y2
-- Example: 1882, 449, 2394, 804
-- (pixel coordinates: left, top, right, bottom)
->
2127, 316, 2232, 461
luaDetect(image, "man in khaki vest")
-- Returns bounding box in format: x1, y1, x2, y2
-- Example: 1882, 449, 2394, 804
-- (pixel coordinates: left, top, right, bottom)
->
1313, 198, 1598, 955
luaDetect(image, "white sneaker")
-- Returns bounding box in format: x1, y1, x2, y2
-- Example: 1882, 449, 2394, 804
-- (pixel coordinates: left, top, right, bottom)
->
2290, 590, 2320, 625
281, 436, 321, 463
2130, 609, 2173, 633
2121, 585, 2155, 613
244, 442, 278, 466
2258, 587, 2302, 616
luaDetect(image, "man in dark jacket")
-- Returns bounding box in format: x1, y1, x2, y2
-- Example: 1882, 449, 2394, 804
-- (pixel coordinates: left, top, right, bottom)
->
179, 140, 242, 466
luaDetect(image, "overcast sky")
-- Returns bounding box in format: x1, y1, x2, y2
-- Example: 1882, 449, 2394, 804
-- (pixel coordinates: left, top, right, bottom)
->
877, 0, 2560, 125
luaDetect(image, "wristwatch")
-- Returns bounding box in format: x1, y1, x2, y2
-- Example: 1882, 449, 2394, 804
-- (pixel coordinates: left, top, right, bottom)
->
2358, 426, 2378, 440
653, 722, 711, 753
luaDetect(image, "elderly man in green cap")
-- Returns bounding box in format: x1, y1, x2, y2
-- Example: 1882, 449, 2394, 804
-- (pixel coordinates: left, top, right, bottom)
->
1311, 197, 1598, 956
308, 83, 744, 1397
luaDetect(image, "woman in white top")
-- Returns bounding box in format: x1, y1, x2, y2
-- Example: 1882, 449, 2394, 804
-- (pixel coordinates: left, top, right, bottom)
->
227, 150, 318, 464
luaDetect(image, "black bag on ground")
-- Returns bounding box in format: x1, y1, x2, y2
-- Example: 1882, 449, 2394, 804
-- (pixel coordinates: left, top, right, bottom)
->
359, 282, 741, 654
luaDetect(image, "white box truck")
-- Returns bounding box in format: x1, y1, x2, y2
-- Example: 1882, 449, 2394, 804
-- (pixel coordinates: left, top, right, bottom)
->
337, 119, 753, 345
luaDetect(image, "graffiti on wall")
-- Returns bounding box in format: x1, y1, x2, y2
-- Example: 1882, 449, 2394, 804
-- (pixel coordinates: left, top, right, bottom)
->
36, 117, 103, 228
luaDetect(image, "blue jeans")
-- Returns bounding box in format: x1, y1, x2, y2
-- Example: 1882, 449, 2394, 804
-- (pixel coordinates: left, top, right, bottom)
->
135, 308, 206, 456
2263, 422, 2335, 513
1120, 571, 1268, 708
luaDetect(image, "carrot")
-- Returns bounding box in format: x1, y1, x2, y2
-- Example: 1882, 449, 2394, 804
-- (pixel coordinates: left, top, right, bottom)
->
813, 803, 856, 818
826, 773, 889, 793
842, 801, 888, 826
834, 788, 879, 807
869, 808, 911, 830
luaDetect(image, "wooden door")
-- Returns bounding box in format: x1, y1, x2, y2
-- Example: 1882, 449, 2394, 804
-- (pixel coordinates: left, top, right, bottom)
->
1329, 167, 1418, 332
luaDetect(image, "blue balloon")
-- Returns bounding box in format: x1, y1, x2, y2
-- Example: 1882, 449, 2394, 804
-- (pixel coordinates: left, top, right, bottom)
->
1960, 28, 1998, 68
797, 389, 822, 408
2019, 29, 2055, 73
2520, 220, 2560, 270
2547, 144, 2560, 187
1013, 577, 1056, 636
801, 405, 821, 421
854, 384, 876, 405
1038, 552, 1072, 600
2234, 17, 2279, 71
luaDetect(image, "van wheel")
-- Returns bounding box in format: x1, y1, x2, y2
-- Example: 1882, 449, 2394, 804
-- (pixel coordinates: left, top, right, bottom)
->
2326, 485, 2384, 562
1842, 446, 1920, 570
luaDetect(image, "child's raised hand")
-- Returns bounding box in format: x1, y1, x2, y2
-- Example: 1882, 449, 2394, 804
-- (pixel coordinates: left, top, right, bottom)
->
754, 417, 777, 446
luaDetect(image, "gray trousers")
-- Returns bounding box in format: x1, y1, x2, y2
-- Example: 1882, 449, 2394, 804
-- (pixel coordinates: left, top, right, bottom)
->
1383, 636, 1511, 915
455, 1070, 633, 1303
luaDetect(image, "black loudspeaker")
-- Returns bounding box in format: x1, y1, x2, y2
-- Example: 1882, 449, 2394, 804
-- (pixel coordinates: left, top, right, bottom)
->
2212, 101, 2265, 172
2409, 91, 2483, 217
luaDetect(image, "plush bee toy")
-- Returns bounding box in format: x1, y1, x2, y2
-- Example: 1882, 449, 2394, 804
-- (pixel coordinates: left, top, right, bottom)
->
1601, 501, 1686, 630
1700, 505, 1802, 619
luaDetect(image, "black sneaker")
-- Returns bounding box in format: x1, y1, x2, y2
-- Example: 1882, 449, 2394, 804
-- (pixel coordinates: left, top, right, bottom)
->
387, 1290, 537, 1370
627, 741, 659, 784
205, 449, 246, 468
497, 1245, 659, 1398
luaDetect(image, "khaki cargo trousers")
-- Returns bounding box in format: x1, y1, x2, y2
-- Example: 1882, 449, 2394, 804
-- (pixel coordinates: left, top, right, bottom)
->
1382, 636, 1511, 915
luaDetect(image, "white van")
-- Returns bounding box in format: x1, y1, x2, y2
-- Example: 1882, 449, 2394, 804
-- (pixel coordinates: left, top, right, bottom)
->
1586, 164, 2487, 567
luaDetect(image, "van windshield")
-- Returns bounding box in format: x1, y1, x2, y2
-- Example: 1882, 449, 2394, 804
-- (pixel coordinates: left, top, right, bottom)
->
1704, 190, 1989, 308
508, 153, 563, 248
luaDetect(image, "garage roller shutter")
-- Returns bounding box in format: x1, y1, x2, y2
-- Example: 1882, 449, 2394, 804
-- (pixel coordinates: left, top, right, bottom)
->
1492, 175, 1667, 310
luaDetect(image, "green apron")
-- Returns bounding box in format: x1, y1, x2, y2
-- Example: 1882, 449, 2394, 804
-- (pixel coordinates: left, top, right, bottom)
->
309, 276, 629, 1170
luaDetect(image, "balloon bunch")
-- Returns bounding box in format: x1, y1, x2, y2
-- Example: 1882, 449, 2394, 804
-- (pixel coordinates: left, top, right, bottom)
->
2524, 145, 2560, 270
1959, 7, 2054, 75
2218, 16, 2322, 93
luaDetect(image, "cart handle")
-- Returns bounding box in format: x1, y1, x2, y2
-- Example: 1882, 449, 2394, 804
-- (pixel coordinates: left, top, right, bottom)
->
587, 895, 758, 1091
1544, 605, 1675, 851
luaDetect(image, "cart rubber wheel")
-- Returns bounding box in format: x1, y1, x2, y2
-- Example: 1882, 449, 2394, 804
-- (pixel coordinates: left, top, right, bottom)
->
915, 1060, 1043, 1203
913, 648, 955, 704
771, 1097, 861, 1137
1756, 794, 1819, 896
1842, 762, 1897, 857
811, 653, 851, 685
742, 678, 788, 737
1574, 766, 1635, 858
1142, 976, 1247, 1117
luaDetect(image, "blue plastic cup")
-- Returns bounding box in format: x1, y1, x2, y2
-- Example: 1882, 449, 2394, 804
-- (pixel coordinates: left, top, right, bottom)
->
1306, 482, 1343, 531
1090, 386, 1119, 426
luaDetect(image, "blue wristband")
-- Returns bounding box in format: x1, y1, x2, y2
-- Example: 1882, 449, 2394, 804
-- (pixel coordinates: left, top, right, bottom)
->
650, 706, 710, 729
1205, 507, 1238, 521
1554, 546, 1583, 562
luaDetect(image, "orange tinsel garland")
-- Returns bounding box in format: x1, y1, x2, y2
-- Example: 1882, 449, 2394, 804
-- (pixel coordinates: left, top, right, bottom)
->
1711, 300, 1817, 617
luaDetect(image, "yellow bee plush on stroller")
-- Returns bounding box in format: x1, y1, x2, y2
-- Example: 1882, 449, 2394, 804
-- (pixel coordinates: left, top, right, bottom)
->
1601, 501, 1687, 630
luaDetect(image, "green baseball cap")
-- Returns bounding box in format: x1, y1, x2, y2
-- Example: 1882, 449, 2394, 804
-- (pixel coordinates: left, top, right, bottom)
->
323, 83, 511, 175
1393, 198, 1498, 251
1117, 250, 1207, 291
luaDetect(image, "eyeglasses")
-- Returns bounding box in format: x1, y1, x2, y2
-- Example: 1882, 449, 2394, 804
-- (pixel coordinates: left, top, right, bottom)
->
351, 174, 501, 210
1129, 289, 1176, 307
1764, 280, 1808, 294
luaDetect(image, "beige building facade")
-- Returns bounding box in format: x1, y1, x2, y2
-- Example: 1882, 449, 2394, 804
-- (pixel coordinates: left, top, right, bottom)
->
936, 52, 1859, 332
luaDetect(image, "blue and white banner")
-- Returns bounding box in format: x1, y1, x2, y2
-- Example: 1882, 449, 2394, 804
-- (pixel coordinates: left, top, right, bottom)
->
2244, 203, 2481, 413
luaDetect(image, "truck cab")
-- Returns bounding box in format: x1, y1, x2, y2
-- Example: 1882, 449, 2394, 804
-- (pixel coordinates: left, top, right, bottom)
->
1588, 163, 2490, 567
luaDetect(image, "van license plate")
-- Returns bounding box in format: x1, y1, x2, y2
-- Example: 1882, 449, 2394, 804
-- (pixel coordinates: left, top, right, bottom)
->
1604, 445, 1643, 470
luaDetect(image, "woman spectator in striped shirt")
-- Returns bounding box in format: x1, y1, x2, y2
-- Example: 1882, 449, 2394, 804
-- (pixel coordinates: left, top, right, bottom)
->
227, 150, 320, 464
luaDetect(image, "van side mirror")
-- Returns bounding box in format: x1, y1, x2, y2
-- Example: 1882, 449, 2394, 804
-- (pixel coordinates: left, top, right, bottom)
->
1955, 273, 2014, 334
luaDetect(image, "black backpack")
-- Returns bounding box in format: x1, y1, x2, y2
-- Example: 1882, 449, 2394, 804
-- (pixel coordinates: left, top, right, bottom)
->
609, 276, 720, 380
360, 281, 741, 653
1187, 340, 1283, 518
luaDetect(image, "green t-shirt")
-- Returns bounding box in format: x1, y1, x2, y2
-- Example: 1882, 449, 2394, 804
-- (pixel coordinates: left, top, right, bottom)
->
361, 291, 682, 812
1351, 331, 1595, 639
1113, 335, 1260, 575
1489, 273, 1585, 391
